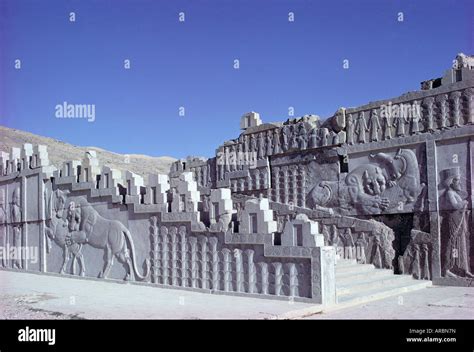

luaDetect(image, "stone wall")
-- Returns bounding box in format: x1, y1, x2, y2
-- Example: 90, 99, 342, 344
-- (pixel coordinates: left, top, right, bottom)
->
1, 54, 473, 302
0, 145, 336, 304
168, 55, 474, 287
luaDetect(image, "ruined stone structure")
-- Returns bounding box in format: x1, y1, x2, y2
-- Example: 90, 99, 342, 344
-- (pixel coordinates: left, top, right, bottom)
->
0, 54, 472, 305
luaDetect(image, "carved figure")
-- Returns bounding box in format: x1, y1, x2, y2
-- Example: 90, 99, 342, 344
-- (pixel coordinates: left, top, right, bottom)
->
297, 124, 308, 149
440, 167, 473, 278
273, 129, 281, 154
346, 169, 390, 214
410, 101, 422, 134
393, 115, 407, 137
11, 188, 22, 269
290, 126, 299, 149
309, 149, 421, 215
44, 189, 86, 276
342, 228, 355, 259
356, 232, 367, 264
320, 128, 330, 146
246, 134, 254, 154
368, 110, 381, 142
257, 133, 265, 159
355, 112, 367, 143
266, 131, 273, 156
0, 190, 6, 267
67, 196, 150, 281
281, 125, 290, 151
382, 114, 392, 140
309, 128, 318, 148
370, 148, 422, 203
346, 114, 355, 145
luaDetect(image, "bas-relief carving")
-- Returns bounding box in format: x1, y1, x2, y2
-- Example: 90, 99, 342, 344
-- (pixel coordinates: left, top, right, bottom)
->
439, 167, 473, 278
45, 189, 150, 281
398, 230, 433, 280
44, 189, 85, 276
355, 111, 367, 144
2, 54, 473, 299
145, 220, 313, 299
308, 148, 424, 215
370, 149, 422, 203
368, 110, 381, 142
464, 88, 474, 125
0, 189, 7, 268
319, 221, 395, 269
217, 117, 336, 174
11, 187, 23, 269
343, 86, 473, 146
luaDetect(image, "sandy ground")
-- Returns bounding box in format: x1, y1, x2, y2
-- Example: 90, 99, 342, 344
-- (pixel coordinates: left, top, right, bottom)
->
0, 269, 473, 320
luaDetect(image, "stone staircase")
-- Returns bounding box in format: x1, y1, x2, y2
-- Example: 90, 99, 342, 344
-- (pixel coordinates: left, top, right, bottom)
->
335, 259, 432, 307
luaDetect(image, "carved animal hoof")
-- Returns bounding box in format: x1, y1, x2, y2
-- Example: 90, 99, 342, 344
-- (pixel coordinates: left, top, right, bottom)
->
98, 272, 105, 279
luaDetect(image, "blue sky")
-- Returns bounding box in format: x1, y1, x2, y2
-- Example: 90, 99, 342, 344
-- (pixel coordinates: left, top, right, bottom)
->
0, 0, 472, 159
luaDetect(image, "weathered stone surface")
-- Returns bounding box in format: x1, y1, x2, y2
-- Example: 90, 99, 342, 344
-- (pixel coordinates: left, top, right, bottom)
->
1, 53, 473, 305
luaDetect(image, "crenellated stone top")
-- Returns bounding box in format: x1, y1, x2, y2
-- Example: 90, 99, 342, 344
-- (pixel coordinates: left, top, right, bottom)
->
0, 143, 51, 176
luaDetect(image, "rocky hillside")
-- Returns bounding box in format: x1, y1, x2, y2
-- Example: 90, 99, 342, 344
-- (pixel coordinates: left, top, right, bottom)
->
0, 125, 176, 177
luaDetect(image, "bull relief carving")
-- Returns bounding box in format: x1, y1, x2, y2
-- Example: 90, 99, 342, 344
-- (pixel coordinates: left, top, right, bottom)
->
44, 189, 86, 276
45, 189, 150, 281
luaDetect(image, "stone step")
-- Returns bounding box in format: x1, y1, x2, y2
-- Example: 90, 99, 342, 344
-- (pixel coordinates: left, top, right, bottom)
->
335, 259, 357, 267
336, 274, 416, 297
336, 268, 394, 283
335, 263, 375, 276
336, 279, 432, 306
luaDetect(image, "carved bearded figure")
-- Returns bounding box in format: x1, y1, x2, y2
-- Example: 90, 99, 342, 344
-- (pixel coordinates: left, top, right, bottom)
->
441, 167, 473, 278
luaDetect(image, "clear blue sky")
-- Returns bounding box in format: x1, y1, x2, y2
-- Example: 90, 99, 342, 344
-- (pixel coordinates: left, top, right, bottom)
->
0, 0, 472, 159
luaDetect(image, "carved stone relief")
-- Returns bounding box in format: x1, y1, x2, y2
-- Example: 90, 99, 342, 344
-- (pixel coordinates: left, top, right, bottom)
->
44, 189, 150, 281
439, 167, 473, 278
308, 148, 424, 215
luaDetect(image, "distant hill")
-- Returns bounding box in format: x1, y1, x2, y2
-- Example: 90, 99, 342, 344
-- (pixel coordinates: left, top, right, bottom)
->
0, 125, 176, 177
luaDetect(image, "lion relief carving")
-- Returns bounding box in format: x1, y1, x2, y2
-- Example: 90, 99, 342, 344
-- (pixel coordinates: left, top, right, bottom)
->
309, 148, 424, 215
